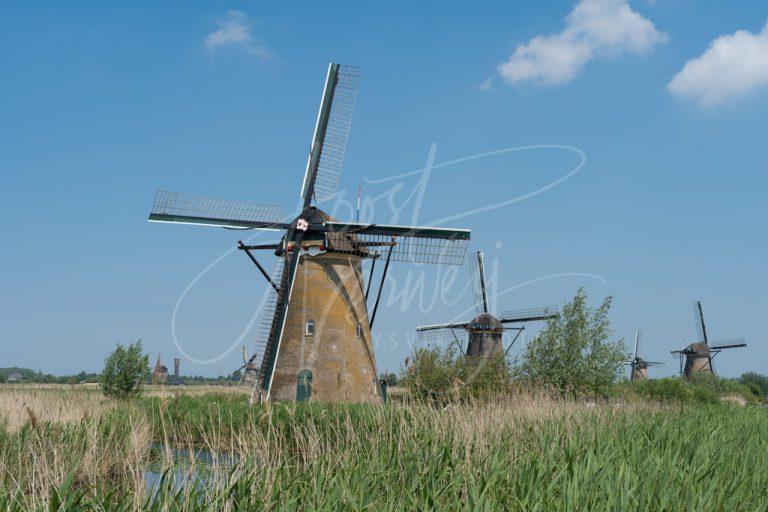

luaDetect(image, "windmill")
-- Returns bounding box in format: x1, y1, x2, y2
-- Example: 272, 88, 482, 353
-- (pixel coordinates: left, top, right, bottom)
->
152, 353, 168, 385
625, 330, 664, 382
148, 63, 470, 403
671, 301, 747, 378
240, 346, 258, 385
416, 251, 558, 356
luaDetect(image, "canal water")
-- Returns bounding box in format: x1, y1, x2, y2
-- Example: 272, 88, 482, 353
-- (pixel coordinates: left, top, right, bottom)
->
144, 443, 235, 493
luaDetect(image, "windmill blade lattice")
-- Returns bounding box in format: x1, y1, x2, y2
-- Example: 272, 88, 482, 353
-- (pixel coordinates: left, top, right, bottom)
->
149, 190, 285, 230
693, 301, 708, 344
470, 251, 489, 315
325, 223, 469, 266
239, 257, 285, 390
416, 324, 469, 346
633, 330, 641, 360
498, 306, 559, 324
301, 64, 360, 205
258, 236, 305, 399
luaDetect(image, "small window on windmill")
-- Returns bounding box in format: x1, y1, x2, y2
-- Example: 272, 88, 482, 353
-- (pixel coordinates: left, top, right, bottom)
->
356, 323, 363, 338
305, 320, 315, 336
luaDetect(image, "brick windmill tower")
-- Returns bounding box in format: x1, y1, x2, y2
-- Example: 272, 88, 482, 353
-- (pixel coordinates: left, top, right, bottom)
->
671, 301, 747, 378
151, 353, 168, 385
416, 251, 558, 356
625, 330, 664, 381
149, 63, 470, 403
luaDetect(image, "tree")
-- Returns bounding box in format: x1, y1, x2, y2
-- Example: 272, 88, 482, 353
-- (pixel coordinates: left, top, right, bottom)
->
100, 340, 150, 399
515, 288, 627, 398
739, 372, 768, 400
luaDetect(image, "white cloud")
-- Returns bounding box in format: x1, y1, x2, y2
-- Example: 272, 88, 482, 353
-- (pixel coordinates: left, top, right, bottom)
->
477, 76, 495, 91
668, 21, 768, 106
204, 10, 270, 59
497, 0, 666, 85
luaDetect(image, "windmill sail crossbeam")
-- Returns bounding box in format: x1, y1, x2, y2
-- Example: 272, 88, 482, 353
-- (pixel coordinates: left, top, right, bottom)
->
149, 190, 286, 229
498, 306, 559, 324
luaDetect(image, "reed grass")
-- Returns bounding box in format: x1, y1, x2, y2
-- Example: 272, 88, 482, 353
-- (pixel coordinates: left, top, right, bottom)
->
0, 386, 766, 510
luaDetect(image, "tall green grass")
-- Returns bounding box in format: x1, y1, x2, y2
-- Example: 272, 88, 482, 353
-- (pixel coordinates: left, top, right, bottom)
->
1, 391, 766, 510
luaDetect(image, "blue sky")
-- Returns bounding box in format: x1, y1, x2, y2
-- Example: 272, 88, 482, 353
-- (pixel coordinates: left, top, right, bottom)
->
1, 1, 766, 378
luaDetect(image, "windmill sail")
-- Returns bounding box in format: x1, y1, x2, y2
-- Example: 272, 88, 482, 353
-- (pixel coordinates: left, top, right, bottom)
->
149, 190, 286, 230
709, 338, 747, 350
324, 222, 470, 265
694, 301, 708, 344
300, 64, 360, 206
470, 251, 489, 315
633, 330, 641, 360
416, 322, 470, 344
258, 232, 306, 399
498, 306, 559, 324
239, 257, 285, 390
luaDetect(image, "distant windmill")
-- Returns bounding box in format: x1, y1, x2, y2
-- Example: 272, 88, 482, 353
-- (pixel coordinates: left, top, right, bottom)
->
671, 301, 747, 378
416, 251, 558, 356
240, 346, 258, 385
626, 330, 664, 381
152, 353, 168, 385
149, 63, 470, 403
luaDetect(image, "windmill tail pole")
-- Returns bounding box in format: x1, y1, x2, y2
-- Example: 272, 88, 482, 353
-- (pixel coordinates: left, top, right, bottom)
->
369, 239, 395, 330
365, 257, 377, 302
238, 241, 280, 292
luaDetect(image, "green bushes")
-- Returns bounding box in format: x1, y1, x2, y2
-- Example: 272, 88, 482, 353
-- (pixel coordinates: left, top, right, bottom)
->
739, 372, 768, 401
614, 374, 759, 405
402, 345, 513, 401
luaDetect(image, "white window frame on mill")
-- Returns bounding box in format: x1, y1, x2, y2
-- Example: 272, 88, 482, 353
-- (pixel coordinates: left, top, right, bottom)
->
305, 319, 315, 336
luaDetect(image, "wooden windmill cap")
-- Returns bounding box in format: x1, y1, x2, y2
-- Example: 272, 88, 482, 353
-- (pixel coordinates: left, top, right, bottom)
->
686, 342, 711, 356
467, 313, 504, 333
285, 206, 372, 255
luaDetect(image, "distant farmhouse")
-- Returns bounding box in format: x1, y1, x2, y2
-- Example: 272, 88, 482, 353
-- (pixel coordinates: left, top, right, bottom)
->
7, 372, 23, 382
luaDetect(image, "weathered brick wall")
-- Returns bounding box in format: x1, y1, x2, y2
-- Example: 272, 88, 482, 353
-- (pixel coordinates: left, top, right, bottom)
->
467, 331, 503, 357
269, 251, 380, 403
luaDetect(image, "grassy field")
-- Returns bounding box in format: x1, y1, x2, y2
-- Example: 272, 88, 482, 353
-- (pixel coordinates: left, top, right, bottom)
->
0, 385, 766, 510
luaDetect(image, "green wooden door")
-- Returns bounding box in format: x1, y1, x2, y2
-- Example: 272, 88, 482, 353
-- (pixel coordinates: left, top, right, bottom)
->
296, 369, 313, 402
